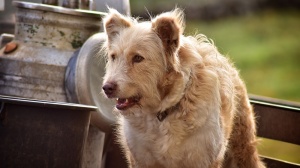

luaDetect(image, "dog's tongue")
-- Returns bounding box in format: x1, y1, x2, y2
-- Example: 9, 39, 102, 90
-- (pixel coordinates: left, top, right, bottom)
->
116, 98, 135, 110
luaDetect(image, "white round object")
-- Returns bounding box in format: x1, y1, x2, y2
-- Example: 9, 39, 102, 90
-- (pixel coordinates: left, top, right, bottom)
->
65, 33, 115, 132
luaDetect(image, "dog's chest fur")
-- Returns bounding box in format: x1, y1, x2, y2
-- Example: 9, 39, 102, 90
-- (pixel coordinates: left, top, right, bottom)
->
119, 71, 224, 168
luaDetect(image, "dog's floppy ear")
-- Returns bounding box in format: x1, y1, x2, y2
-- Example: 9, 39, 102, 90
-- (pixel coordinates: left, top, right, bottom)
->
103, 8, 133, 44
152, 8, 185, 56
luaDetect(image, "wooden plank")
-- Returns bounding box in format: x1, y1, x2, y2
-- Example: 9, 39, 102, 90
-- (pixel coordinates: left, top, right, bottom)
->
250, 96, 300, 145
250, 94, 300, 109
261, 156, 300, 168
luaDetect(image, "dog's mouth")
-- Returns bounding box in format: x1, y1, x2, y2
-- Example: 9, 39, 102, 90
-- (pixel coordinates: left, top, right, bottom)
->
116, 96, 141, 110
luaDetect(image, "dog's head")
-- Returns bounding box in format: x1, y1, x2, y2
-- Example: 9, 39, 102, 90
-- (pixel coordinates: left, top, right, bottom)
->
102, 8, 185, 114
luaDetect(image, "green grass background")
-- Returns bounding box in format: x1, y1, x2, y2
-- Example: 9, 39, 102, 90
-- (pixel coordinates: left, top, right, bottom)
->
185, 9, 300, 103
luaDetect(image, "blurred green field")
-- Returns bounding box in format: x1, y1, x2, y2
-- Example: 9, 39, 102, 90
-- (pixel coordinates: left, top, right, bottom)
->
185, 9, 300, 164
185, 9, 300, 103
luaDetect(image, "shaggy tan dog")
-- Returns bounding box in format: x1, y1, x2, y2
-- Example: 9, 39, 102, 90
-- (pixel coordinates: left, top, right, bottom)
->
102, 8, 265, 168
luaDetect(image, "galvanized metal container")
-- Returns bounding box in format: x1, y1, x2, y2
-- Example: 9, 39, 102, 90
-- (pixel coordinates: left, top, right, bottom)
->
65, 32, 115, 132
0, 1, 104, 102
0, 95, 97, 168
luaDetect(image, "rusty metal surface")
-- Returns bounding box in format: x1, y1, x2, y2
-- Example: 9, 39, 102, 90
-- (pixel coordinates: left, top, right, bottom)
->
0, 1, 103, 102
0, 48, 72, 101
14, 1, 104, 50
0, 95, 96, 168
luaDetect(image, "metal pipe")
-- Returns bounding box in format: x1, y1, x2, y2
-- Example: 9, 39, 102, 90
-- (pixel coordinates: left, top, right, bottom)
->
89, 0, 95, 10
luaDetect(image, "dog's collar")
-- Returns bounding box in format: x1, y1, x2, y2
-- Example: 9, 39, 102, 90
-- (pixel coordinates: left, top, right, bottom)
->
156, 111, 169, 122
156, 103, 180, 122
157, 69, 192, 122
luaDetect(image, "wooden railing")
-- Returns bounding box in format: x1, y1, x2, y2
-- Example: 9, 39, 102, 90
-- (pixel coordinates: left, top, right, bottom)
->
250, 95, 300, 168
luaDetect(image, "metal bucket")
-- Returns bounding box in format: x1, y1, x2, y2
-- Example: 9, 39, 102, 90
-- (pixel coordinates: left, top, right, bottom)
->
0, 95, 97, 168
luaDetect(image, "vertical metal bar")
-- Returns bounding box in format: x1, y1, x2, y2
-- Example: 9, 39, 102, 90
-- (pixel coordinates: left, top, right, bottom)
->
62, 0, 79, 9
41, 0, 58, 5
80, 0, 89, 10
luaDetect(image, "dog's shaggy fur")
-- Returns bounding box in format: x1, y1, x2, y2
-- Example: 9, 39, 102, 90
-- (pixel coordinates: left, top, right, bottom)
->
101, 8, 265, 168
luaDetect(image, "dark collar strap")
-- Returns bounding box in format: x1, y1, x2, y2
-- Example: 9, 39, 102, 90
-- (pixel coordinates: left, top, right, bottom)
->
156, 71, 191, 122
156, 111, 169, 122
156, 102, 181, 122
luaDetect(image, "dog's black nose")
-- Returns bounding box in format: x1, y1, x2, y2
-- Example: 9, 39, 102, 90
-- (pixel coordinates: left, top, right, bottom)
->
102, 82, 117, 97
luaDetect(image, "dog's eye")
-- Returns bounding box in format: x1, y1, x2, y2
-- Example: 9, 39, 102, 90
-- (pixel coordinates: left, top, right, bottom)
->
132, 54, 144, 63
110, 54, 116, 61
